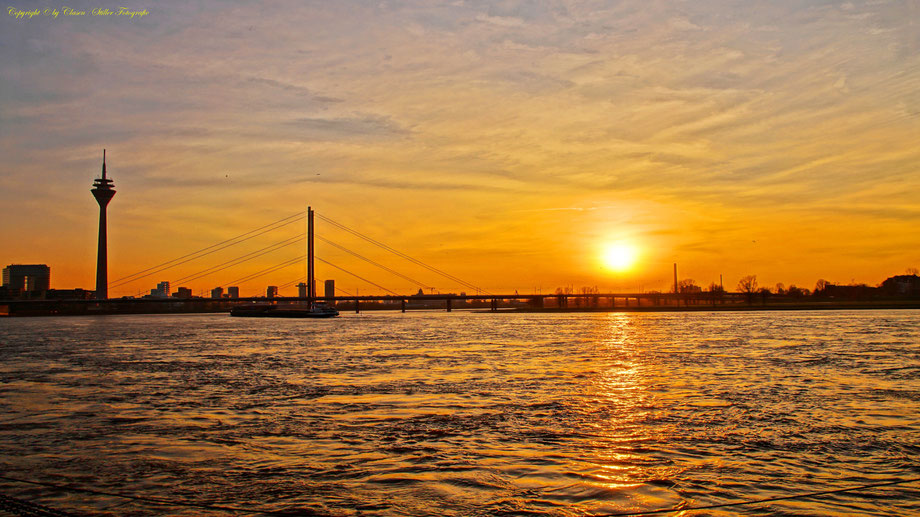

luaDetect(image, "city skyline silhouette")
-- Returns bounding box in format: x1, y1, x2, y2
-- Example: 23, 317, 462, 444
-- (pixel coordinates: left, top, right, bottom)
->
2, 1, 917, 296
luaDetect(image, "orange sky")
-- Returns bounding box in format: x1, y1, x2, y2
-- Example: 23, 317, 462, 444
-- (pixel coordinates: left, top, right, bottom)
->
2, 1, 918, 297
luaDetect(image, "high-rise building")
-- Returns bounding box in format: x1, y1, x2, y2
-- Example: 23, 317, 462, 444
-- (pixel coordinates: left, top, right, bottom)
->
91, 150, 116, 299
174, 287, 192, 298
211, 287, 224, 299
266, 286, 278, 298
2, 264, 51, 292
152, 281, 170, 298
297, 282, 307, 298
324, 279, 335, 300
227, 286, 240, 298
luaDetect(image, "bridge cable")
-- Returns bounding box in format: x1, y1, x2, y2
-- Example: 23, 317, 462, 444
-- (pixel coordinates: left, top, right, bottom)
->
224, 254, 398, 296
315, 213, 488, 294
110, 215, 303, 289
276, 276, 358, 297
111, 211, 304, 284
277, 275, 306, 291
222, 255, 305, 288
315, 256, 399, 295
315, 235, 433, 291
277, 274, 355, 296
278, 235, 424, 295
316, 213, 482, 293
334, 286, 355, 296
109, 212, 304, 289
171, 234, 304, 285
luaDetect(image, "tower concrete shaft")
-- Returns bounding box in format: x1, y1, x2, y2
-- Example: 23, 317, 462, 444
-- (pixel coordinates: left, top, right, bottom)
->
91, 150, 116, 300
307, 207, 315, 303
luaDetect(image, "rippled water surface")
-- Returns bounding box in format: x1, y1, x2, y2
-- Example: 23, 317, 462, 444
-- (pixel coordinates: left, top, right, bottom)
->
1, 310, 919, 515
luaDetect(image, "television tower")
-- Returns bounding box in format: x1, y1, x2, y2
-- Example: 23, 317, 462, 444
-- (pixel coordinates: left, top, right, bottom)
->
91, 150, 116, 299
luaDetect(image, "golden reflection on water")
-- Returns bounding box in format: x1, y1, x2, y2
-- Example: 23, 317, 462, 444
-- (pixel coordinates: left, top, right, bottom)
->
1, 312, 919, 516
596, 313, 642, 396
577, 313, 689, 512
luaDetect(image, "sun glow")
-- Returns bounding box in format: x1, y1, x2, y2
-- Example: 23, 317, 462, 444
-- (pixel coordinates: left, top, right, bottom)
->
601, 243, 639, 272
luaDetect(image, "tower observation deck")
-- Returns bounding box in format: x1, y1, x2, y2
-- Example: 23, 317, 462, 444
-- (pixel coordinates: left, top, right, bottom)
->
91, 150, 116, 299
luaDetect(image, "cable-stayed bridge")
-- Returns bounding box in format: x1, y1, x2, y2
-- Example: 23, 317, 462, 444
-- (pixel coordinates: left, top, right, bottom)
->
107, 209, 488, 300
2, 208, 751, 316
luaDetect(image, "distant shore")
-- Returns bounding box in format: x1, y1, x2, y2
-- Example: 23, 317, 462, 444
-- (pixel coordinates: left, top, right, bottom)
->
508, 301, 920, 313
3, 298, 918, 317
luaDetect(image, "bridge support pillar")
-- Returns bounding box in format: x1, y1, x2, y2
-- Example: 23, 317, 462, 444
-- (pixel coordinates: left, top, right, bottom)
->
355, 298, 360, 313
491, 298, 497, 312
401, 299, 406, 313
446, 297, 452, 312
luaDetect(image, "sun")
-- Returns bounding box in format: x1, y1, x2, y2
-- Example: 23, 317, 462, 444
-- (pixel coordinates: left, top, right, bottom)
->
601, 243, 639, 272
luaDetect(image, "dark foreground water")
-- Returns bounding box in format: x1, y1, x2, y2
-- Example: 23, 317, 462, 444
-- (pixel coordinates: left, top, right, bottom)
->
0, 310, 918, 516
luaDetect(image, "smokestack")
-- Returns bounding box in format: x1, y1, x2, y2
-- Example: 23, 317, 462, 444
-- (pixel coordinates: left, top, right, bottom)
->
673, 263, 678, 294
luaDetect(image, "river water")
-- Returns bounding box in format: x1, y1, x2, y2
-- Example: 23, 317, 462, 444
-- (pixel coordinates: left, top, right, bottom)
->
0, 310, 918, 516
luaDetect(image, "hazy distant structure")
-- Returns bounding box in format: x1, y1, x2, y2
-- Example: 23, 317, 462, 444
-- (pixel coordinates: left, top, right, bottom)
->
174, 287, 192, 298
267, 286, 278, 298
297, 282, 307, 298
880, 274, 920, 297
324, 280, 335, 300
45, 288, 92, 300
211, 287, 223, 299
90, 150, 116, 299
2, 264, 50, 293
227, 286, 239, 298
673, 263, 678, 294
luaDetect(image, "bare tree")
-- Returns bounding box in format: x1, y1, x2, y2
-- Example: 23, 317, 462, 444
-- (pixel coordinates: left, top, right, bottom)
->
738, 275, 758, 305
737, 275, 758, 293
678, 279, 701, 294
815, 279, 828, 294
786, 284, 809, 298
907, 267, 919, 276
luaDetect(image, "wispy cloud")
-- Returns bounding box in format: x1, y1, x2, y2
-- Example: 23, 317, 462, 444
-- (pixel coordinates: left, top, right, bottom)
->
1, 0, 918, 292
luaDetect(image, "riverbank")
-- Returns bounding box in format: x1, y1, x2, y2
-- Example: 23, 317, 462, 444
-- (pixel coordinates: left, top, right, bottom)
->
509, 301, 920, 313
3, 298, 918, 317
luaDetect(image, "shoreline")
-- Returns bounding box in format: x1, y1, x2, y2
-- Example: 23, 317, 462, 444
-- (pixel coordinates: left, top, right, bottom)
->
2, 299, 918, 317
506, 301, 920, 313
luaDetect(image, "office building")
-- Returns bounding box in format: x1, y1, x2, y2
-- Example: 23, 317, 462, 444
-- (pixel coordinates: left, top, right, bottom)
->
324, 279, 335, 300
227, 286, 239, 298
3, 264, 51, 293
150, 281, 170, 298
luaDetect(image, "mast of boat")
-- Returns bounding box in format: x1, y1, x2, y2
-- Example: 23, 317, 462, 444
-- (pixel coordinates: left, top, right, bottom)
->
307, 206, 315, 309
